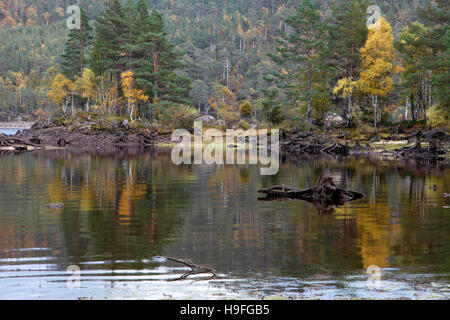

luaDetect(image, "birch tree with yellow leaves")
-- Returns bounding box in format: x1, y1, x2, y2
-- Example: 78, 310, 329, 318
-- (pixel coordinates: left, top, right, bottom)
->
74, 68, 98, 112
47, 74, 74, 114
359, 17, 399, 132
121, 71, 149, 121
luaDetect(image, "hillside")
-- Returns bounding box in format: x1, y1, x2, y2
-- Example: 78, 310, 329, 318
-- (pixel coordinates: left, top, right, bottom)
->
0, 0, 447, 132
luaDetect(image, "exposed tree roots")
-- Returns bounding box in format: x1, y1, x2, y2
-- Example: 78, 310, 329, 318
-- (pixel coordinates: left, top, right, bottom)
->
395, 140, 448, 162
258, 176, 365, 214
282, 132, 351, 156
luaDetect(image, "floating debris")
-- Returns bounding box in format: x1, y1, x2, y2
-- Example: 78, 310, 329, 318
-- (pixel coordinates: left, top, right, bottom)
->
46, 203, 64, 208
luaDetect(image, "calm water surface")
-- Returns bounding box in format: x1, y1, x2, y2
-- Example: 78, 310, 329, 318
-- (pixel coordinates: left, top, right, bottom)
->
0, 150, 449, 299
0, 128, 19, 135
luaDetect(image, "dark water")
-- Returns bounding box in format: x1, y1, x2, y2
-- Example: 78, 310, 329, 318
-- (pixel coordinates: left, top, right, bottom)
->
0, 150, 449, 299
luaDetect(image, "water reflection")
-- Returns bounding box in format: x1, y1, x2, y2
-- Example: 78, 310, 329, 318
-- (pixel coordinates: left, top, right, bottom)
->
0, 150, 448, 299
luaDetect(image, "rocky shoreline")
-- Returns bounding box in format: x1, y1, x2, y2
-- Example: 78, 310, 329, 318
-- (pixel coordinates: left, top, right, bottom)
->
0, 121, 172, 154
1, 121, 449, 166
279, 127, 450, 163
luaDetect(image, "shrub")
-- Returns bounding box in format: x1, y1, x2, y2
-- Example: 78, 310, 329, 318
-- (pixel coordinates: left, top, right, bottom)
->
426, 105, 450, 128
52, 116, 74, 126
218, 107, 240, 125
236, 120, 250, 130
155, 102, 199, 129
90, 122, 116, 133
239, 100, 253, 117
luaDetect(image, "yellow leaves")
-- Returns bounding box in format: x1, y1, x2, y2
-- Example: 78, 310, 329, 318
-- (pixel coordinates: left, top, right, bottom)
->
55, 7, 64, 17
34, 108, 49, 120
47, 73, 74, 108
25, 6, 38, 25
170, 14, 178, 23
214, 85, 236, 104
208, 97, 218, 110
43, 12, 51, 24
75, 68, 98, 102
277, 4, 286, 14
223, 14, 232, 23
281, 68, 288, 75
394, 64, 404, 74
237, 23, 245, 38
359, 18, 397, 97
333, 77, 357, 98
121, 71, 148, 119
426, 105, 450, 127
2, 16, 16, 27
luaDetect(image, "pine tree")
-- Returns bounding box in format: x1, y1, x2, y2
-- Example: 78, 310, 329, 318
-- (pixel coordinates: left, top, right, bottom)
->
395, 22, 431, 121
417, 0, 449, 107
328, 0, 368, 125
90, 0, 126, 112
261, 87, 284, 125
133, 6, 191, 103
121, 0, 139, 72
268, 0, 326, 125
61, 6, 92, 80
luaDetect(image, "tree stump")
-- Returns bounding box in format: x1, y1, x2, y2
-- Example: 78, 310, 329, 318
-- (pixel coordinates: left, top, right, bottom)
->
395, 139, 447, 162
258, 176, 365, 214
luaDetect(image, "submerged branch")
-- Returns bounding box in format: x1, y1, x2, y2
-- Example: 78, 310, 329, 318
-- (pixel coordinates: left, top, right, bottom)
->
164, 256, 216, 281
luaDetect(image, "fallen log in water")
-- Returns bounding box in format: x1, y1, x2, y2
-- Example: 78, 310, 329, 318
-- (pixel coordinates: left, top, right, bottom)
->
258, 176, 365, 214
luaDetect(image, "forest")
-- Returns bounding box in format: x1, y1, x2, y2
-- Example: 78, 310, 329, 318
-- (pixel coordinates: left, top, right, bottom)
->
0, 0, 448, 132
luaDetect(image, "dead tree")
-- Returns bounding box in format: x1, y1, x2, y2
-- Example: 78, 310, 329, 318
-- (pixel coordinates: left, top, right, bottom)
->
258, 176, 365, 214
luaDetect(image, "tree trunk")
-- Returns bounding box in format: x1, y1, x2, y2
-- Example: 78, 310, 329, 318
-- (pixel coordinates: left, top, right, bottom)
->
347, 93, 353, 126
307, 62, 312, 125
372, 95, 378, 133
405, 96, 408, 119
114, 72, 119, 112
71, 93, 74, 116
410, 92, 416, 122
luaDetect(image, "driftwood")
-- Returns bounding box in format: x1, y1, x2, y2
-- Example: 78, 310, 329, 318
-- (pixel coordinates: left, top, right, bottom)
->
164, 256, 216, 281
0, 133, 41, 148
258, 176, 365, 214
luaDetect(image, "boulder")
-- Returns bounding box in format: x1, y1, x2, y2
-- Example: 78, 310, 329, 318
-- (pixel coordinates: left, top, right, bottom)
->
195, 115, 216, 126
324, 113, 345, 128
